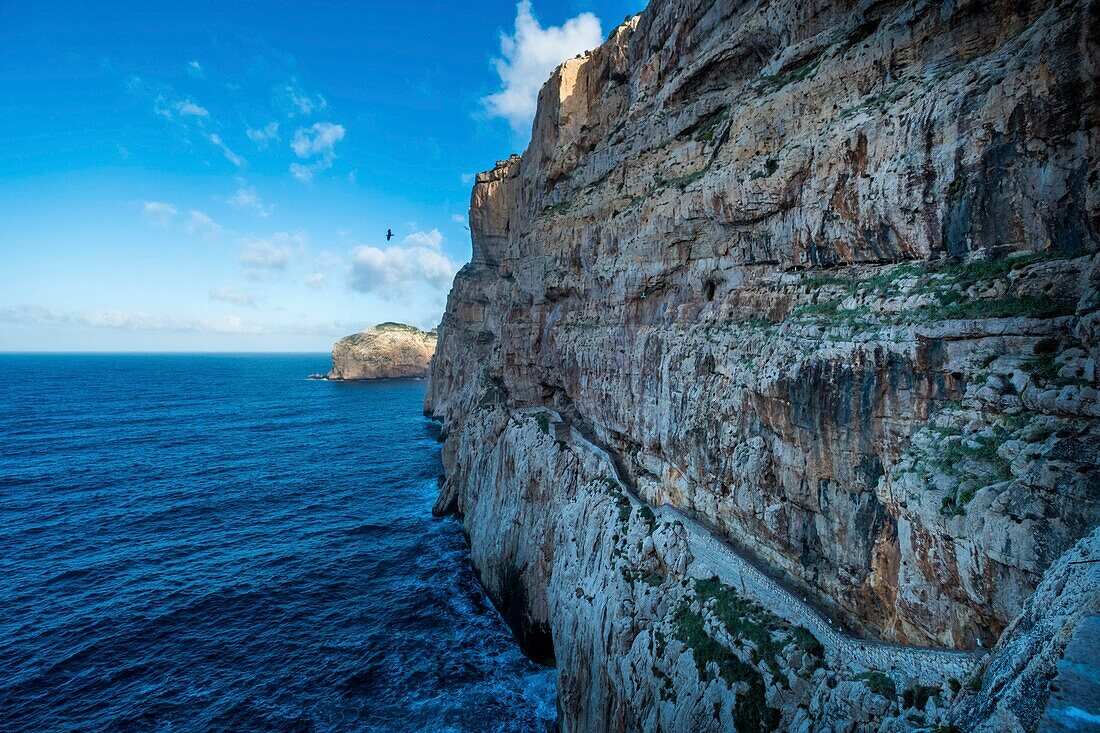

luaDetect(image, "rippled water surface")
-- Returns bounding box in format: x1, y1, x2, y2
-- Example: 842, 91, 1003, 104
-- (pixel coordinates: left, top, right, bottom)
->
0, 354, 555, 732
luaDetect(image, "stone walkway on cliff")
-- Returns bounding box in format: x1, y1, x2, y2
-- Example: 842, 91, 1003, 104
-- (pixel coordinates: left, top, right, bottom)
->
668, 504, 983, 685
535, 408, 986, 686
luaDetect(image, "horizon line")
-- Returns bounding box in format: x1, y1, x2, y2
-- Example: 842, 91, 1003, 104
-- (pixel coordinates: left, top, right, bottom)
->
0, 350, 333, 355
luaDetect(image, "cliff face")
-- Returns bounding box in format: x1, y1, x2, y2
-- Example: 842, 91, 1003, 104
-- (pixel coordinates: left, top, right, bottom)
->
427, 0, 1098, 730
326, 323, 436, 380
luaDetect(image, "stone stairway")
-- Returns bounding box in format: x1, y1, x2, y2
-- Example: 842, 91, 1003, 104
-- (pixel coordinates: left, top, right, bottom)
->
538, 407, 986, 686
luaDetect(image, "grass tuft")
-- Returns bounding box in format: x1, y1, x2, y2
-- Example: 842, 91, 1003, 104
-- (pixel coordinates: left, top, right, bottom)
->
855, 671, 897, 701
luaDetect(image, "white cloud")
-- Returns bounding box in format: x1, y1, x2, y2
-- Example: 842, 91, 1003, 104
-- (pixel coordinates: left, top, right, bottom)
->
303, 272, 326, 288
187, 210, 224, 241
188, 60, 203, 77
207, 133, 244, 167
131, 78, 247, 169
403, 229, 444, 249
0, 305, 356, 337
349, 229, 458, 297
246, 121, 279, 146
238, 231, 305, 270
315, 250, 342, 269
289, 163, 315, 182
130, 75, 205, 123
209, 286, 256, 307
291, 122, 345, 157
289, 122, 345, 180
482, 1, 602, 133
176, 100, 209, 117
153, 95, 174, 120
451, 213, 467, 225
143, 201, 178, 227
239, 241, 293, 269
280, 79, 327, 117
227, 187, 273, 217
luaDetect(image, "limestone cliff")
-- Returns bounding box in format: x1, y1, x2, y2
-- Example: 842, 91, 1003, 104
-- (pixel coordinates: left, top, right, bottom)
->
326, 323, 436, 380
427, 0, 1098, 730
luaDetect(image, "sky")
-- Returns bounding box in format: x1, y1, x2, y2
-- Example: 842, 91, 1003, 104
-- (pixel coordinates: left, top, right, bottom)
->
0, 0, 643, 352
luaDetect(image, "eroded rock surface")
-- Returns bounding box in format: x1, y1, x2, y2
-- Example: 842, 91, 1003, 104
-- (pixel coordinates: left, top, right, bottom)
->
326, 323, 436, 380
953, 528, 1099, 733
427, 0, 1099, 729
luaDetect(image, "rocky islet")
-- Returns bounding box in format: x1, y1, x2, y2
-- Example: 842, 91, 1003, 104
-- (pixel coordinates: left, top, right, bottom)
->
324, 322, 437, 381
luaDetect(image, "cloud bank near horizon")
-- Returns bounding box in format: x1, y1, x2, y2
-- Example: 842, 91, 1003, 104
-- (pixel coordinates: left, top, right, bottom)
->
0, 304, 362, 337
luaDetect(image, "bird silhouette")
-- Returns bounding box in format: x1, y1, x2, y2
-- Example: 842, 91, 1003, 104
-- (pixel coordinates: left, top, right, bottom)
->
386, 229, 394, 241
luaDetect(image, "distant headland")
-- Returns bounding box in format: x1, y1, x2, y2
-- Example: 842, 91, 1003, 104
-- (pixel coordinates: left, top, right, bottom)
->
314, 322, 437, 381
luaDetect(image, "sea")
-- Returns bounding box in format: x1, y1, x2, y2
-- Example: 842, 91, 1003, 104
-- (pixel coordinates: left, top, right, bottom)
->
0, 354, 556, 732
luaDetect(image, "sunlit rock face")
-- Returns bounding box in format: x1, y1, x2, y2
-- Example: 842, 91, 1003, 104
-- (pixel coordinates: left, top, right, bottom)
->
426, 0, 1098, 729
326, 323, 436, 380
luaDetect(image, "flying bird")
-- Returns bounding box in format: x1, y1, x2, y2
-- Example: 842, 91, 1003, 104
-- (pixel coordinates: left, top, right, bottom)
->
386, 229, 394, 241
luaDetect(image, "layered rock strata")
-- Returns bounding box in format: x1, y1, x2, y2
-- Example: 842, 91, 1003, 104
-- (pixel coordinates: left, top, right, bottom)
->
427, 0, 1099, 729
326, 322, 436, 380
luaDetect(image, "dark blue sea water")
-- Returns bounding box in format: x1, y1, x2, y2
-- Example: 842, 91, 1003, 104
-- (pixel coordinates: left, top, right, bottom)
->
0, 354, 555, 732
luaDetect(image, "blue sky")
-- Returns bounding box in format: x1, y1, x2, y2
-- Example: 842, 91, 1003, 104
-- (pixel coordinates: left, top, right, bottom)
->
0, 0, 642, 351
